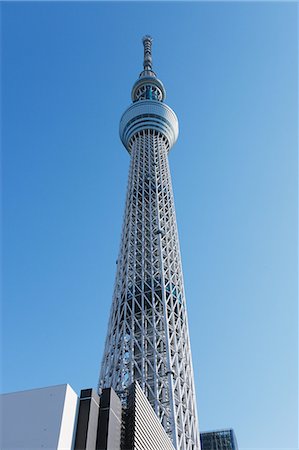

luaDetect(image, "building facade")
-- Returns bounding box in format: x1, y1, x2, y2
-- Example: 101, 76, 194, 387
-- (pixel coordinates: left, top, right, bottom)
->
0, 384, 78, 450
73, 387, 122, 450
99, 36, 200, 450
200, 430, 238, 450
1, 382, 175, 450
124, 381, 175, 450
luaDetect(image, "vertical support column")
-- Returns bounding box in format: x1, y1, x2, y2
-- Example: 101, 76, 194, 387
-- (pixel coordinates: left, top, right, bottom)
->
74, 389, 100, 450
96, 388, 122, 450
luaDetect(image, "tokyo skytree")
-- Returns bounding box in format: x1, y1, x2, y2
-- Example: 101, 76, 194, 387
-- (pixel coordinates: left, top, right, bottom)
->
99, 36, 200, 450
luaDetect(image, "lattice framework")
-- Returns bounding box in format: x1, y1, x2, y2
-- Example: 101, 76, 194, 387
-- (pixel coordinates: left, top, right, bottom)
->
99, 36, 200, 450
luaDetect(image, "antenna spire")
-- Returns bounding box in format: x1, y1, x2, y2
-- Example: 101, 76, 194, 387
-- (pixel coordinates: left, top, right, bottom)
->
133, 35, 165, 101
142, 35, 153, 71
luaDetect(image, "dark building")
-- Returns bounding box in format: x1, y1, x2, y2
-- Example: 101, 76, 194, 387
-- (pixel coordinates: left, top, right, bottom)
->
74, 387, 122, 450
74, 382, 174, 450
200, 429, 238, 450
74, 388, 100, 450
97, 388, 122, 450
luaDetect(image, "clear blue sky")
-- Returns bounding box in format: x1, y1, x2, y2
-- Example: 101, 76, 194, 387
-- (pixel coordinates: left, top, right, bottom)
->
2, 2, 298, 449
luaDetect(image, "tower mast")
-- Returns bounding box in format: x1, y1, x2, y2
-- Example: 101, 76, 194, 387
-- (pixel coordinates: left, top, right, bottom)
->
99, 36, 200, 450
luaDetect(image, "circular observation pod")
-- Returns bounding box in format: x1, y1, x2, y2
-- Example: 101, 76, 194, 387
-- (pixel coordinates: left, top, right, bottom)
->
119, 100, 179, 154
131, 76, 166, 102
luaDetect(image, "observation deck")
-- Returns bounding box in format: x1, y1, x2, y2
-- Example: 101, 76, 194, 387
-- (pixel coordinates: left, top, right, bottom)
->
119, 100, 178, 153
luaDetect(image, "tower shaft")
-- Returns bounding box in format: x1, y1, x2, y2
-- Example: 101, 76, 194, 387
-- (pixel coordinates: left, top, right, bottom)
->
99, 37, 200, 450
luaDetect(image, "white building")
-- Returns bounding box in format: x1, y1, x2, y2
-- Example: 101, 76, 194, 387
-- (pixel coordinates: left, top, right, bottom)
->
0, 384, 78, 450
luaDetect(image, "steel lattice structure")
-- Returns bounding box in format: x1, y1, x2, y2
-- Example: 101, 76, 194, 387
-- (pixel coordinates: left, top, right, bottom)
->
99, 36, 200, 450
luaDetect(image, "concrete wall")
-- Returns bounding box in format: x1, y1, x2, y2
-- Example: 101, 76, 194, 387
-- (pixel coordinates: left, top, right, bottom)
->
0, 384, 78, 450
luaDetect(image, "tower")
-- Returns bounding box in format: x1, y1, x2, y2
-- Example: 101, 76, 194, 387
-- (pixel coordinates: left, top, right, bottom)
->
99, 36, 200, 450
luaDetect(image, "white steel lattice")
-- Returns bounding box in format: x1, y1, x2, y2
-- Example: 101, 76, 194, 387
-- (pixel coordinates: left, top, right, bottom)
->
99, 37, 200, 450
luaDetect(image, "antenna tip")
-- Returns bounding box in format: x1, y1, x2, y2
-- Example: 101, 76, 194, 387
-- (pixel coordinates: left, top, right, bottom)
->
142, 35, 153, 44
